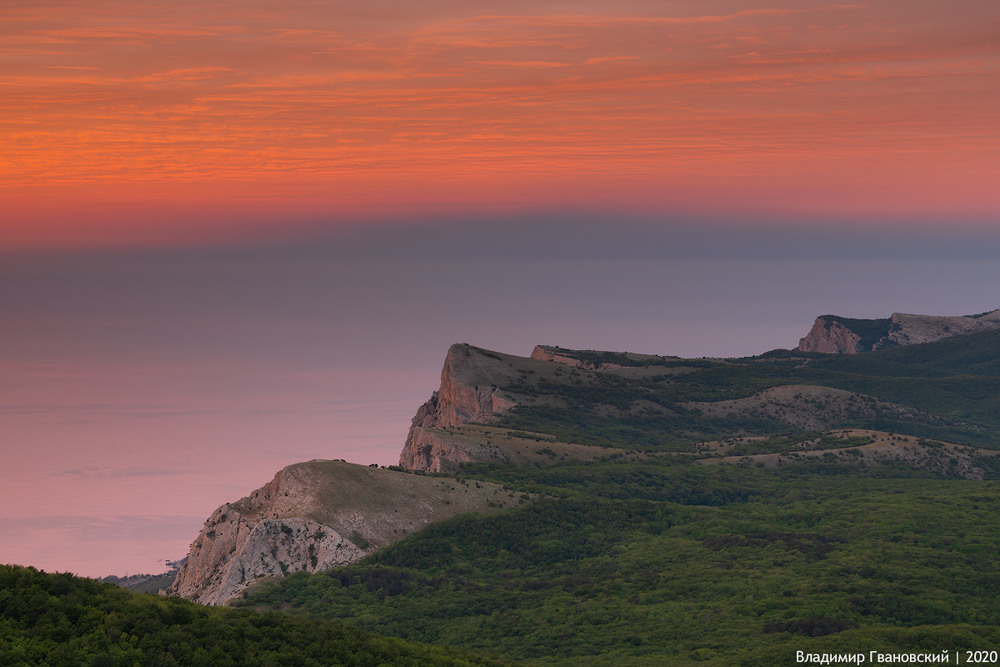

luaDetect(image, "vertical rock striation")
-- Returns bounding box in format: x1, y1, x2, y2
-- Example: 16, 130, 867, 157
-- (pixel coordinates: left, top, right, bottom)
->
399, 344, 517, 472
798, 317, 867, 354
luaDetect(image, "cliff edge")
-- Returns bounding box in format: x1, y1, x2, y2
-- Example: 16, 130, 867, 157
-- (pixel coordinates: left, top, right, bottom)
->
399, 343, 519, 473
798, 310, 1000, 354
167, 460, 517, 605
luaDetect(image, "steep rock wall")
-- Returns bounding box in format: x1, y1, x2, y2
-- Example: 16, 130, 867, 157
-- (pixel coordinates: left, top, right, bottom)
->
798, 318, 864, 354
399, 344, 517, 471
411, 344, 516, 429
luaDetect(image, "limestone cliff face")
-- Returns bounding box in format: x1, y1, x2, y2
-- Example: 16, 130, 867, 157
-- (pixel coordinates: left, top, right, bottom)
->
168, 463, 367, 605
797, 318, 865, 354
399, 344, 517, 472
412, 344, 517, 429
168, 459, 518, 605
798, 310, 1000, 354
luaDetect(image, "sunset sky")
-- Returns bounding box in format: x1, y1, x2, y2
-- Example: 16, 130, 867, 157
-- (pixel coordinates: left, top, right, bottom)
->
2, 1, 999, 577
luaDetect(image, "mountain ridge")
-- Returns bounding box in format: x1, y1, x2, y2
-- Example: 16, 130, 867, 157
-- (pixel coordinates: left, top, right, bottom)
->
167, 310, 1000, 607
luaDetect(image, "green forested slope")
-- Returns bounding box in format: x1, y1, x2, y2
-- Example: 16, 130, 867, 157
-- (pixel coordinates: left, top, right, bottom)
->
801, 330, 1000, 430
0, 564, 505, 666
238, 463, 1000, 665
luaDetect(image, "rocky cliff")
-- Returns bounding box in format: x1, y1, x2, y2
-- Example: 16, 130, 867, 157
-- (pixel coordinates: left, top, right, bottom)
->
407, 343, 518, 429
398, 343, 677, 473
797, 318, 868, 354
399, 343, 519, 473
798, 310, 1000, 354
167, 460, 518, 605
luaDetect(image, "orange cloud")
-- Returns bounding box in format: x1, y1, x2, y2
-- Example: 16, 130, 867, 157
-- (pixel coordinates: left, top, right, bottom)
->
132, 66, 235, 82
1, 0, 998, 247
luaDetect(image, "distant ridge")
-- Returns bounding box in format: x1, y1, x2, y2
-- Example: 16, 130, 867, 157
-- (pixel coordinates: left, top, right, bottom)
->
797, 309, 1000, 354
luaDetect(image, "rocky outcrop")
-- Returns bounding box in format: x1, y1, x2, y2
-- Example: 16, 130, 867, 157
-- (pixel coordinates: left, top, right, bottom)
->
798, 318, 866, 354
420, 344, 517, 428
798, 310, 1000, 354
167, 459, 518, 605
399, 344, 517, 471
